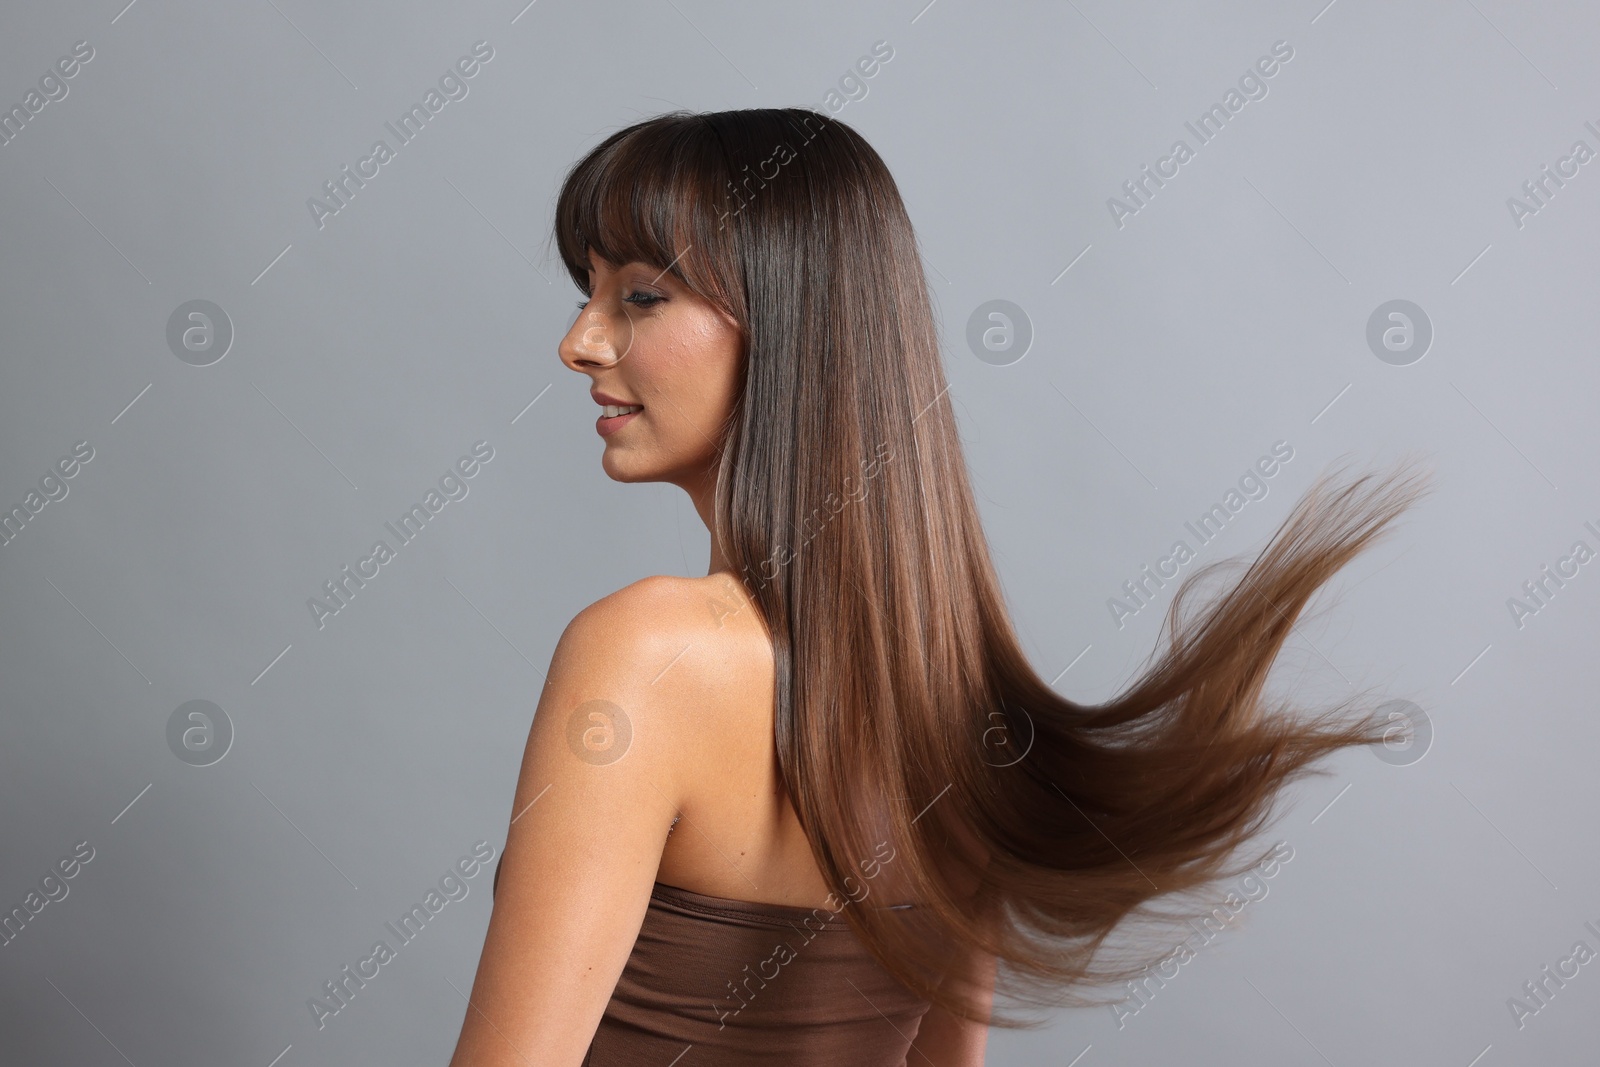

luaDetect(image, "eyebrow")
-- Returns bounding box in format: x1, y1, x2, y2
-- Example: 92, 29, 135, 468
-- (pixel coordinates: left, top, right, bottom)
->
604, 259, 676, 288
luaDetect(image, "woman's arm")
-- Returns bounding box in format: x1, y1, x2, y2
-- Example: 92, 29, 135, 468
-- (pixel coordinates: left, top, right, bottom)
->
447, 582, 693, 1066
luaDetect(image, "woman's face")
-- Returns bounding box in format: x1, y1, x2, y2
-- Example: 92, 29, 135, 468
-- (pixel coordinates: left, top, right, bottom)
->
558, 254, 744, 489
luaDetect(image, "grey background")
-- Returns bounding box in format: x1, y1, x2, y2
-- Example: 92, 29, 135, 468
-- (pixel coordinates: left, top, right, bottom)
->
2, 0, 1597, 1064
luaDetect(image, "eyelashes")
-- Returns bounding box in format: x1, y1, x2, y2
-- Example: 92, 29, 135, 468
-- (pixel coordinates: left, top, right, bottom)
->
573, 292, 664, 311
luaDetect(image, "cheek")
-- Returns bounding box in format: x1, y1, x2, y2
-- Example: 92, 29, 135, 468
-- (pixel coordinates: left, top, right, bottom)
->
654, 322, 741, 407
622, 312, 741, 454
686, 320, 743, 404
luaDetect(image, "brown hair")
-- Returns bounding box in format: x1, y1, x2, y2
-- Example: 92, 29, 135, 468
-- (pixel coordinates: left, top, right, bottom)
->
551, 107, 1433, 1027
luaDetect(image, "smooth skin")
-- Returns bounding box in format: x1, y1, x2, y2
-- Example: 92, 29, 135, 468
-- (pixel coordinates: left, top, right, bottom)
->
447, 256, 993, 1066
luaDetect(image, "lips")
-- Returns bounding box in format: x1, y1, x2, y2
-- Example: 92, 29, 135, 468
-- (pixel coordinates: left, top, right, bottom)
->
595, 406, 641, 438
591, 391, 643, 438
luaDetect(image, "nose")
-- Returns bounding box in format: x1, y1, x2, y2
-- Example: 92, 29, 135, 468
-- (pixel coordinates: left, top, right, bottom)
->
559, 306, 634, 373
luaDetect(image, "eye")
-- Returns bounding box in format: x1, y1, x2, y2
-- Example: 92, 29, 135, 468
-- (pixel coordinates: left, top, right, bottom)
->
573, 291, 663, 311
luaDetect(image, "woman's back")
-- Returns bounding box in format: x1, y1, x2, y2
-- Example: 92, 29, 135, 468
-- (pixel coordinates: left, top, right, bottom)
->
648, 573, 855, 910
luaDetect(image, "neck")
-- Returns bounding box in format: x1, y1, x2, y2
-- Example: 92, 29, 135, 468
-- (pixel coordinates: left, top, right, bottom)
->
683, 463, 733, 578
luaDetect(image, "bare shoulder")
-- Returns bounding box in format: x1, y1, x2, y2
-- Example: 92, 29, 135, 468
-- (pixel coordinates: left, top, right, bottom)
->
574, 573, 764, 631
563, 574, 767, 664
553, 573, 770, 723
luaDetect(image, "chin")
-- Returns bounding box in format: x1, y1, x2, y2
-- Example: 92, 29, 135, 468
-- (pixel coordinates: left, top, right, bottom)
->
600, 449, 658, 483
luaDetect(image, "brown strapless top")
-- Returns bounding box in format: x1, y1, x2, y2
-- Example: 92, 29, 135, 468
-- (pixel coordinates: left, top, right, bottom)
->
492, 860, 933, 1065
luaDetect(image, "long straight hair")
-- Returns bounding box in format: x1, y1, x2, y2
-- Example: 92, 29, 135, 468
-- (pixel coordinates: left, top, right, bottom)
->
552, 107, 1432, 1027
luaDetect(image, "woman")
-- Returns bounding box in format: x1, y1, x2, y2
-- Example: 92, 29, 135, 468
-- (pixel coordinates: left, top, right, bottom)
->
448, 108, 1430, 1066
